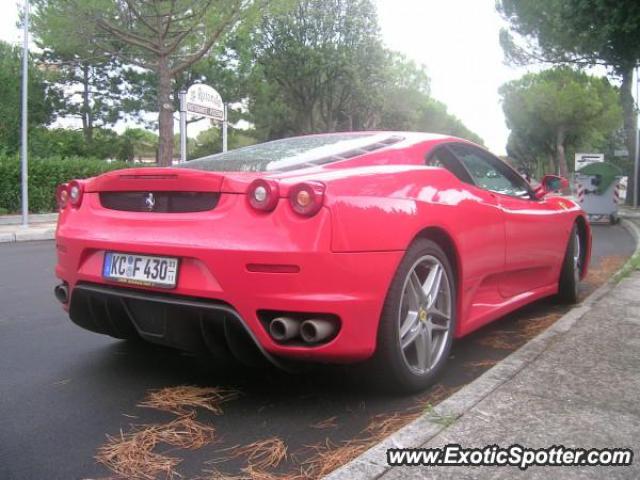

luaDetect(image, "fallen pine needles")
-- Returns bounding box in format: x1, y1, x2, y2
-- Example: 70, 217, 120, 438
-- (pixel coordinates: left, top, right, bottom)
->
96, 415, 215, 479
138, 386, 240, 415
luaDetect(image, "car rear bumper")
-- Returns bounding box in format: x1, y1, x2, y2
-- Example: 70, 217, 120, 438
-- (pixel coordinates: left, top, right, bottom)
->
55, 211, 403, 362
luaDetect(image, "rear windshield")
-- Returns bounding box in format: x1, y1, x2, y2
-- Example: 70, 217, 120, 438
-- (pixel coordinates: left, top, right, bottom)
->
178, 133, 403, 172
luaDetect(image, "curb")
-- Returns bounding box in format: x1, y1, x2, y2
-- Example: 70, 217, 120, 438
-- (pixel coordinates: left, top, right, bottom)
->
0, 213, 58, 226
0, 224, 56, 244
325, 219, 640, 480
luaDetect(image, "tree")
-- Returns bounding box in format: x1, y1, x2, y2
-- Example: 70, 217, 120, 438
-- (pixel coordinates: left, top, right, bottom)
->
188, 125, 257, 158
31, 1, 144, 141
33, 0, 273, 166
497, 0, 640, 195
0, 41, 55, 153
500, 68, 622, 177
249, 0, 483, 144
250, 0, 386, 138
117, 128, 158, 162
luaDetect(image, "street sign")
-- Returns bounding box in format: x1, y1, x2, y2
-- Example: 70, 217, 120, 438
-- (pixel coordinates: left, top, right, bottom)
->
179, 84, 228, 163
575, 153, 604, 171
614, 149, 629, 157
186, 84, 224, 122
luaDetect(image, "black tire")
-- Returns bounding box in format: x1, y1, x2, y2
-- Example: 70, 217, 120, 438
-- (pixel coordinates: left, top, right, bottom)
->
369, 238, 457, 393
557, 224, 581, 304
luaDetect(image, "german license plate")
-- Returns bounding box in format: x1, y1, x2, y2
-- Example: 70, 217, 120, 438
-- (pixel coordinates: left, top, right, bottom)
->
103, 252, 178, 288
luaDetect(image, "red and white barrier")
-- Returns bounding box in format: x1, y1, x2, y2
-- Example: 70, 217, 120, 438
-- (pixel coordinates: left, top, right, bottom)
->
575, 182, 585, 204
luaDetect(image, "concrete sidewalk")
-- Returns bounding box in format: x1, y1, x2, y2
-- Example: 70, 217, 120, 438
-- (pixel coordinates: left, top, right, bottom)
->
0, 213, 57, 243
328, 221, 640, 479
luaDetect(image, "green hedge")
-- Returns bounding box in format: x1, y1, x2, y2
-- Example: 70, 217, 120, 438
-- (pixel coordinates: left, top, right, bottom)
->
0, 155, 128, 214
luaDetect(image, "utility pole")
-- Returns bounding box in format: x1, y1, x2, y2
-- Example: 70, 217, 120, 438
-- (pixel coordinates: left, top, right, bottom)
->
635, 65, 640, 208
21, 0, 29, 226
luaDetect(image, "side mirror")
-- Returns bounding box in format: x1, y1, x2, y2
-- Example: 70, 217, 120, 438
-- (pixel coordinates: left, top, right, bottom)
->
535, 175, 569, 199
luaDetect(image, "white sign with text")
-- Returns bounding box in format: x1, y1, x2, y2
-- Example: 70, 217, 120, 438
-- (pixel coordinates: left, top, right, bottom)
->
186, 84, 224, 122
575, 153, 604, 171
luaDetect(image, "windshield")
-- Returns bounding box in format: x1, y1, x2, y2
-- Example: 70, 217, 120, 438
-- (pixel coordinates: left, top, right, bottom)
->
178, 133, 403, 173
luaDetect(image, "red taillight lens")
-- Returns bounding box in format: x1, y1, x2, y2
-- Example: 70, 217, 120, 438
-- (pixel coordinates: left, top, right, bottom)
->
248, 179, 280, 212
56, 183, 69, 210
289, 182, 325, 216
68, 180, 84, 207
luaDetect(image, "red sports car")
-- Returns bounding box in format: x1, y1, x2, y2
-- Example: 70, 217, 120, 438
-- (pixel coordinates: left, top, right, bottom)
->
54, 132, 590, 392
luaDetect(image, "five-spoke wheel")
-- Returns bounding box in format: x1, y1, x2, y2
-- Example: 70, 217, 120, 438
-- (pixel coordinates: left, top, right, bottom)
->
398, 255, 452, 375
372, 238, 456, 392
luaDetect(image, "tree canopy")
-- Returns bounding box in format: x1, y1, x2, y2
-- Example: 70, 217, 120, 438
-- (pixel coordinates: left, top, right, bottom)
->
247, 0, 482, 144
0, 41, 55, 153
32, 0, 273, 165
20, 0, 484, 163
500, 67, 622, 177
498, 0, 640, 192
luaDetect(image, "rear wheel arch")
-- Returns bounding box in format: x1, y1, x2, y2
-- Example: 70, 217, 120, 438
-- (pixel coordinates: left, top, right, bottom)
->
412, 227, 461, 291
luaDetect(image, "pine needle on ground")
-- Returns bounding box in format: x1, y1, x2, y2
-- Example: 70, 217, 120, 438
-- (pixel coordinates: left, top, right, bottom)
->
138, 386, 240, 415
310, 416, 338, 430
222, 437, 288, 471
96, 415, 215, 479
95, 427, 181, 480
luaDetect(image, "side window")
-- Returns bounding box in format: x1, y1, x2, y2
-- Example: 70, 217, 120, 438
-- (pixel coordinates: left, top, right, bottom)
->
448, 144, 531, 199
426, 147, 473, 184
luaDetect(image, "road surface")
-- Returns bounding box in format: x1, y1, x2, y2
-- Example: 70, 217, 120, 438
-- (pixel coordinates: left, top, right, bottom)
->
0, 224, 634, 479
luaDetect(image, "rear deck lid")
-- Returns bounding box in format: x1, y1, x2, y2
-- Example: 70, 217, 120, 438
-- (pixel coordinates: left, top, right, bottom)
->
86, 167, 225, 193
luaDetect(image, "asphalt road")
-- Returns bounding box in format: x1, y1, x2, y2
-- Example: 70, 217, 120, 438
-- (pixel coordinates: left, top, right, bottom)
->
0, 224, 634, 480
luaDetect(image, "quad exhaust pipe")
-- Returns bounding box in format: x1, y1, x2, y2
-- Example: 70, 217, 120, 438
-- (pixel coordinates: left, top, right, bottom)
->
268, 317, 337, 344
54, 283, 69, 304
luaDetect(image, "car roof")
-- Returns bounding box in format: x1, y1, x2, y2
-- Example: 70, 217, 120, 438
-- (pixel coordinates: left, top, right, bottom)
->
301, 131, 458, 146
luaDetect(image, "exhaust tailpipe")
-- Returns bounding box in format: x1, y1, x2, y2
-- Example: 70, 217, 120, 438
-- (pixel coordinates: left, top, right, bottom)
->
54, 283, 69, 304
269, 317, 300, 342
300, 319, 336, 344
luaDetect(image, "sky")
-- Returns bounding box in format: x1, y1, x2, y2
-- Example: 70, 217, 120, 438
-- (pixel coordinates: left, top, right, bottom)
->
0, 0, 542, 154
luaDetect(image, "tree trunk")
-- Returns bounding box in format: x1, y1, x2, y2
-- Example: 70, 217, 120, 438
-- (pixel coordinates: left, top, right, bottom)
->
556, 126, 569, 178
620, 66, 637, 205
81, 63, 93, 141
157, 57, 174, 167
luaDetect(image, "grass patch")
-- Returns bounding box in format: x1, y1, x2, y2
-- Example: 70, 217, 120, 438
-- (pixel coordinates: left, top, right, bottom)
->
613, 251, 640, 283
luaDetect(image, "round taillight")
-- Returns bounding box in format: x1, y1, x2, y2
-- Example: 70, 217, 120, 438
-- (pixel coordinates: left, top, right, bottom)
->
289, 182, 325, 216
248, 179, 279, 212
68, 180, 83, 207
56, 183, 69, 210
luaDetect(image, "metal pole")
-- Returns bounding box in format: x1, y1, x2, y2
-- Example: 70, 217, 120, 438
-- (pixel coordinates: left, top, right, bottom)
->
20, 0, 29, 227
179, 90, 187, 163
222, 103, 228, 153
635, 66, 640, 208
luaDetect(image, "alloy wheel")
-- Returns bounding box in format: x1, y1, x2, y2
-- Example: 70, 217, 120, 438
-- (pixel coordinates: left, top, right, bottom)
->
397, 255, 452, 375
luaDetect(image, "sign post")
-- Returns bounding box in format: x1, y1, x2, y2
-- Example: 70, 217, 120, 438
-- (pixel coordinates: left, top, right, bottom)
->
178, 90, 187, 163
222, 103, 228, 152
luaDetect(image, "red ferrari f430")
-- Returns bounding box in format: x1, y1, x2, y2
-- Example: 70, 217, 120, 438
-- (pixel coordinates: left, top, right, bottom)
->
54, 132, 590, 391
